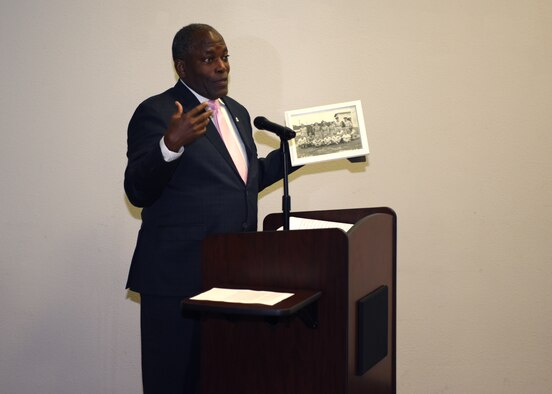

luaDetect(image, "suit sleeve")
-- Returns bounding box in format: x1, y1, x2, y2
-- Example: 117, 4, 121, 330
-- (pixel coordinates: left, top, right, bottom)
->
124, 101, 179, 208
257, 143, 301, 192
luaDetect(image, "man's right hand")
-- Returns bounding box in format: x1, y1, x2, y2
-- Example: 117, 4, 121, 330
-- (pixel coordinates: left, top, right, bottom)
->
163, 101, 212, 152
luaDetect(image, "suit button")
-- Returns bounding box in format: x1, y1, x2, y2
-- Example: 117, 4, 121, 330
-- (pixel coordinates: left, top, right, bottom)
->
242, 222, 248, 230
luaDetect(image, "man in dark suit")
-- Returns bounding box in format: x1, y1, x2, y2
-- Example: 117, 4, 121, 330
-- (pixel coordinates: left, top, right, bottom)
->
124, 23, 290, 393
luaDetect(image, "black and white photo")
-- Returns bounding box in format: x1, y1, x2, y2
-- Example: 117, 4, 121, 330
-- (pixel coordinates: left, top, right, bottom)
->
285, 100, 369, 166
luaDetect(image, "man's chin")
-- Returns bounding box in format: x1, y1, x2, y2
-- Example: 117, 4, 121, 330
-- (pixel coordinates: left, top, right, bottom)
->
210, 89, 228, 100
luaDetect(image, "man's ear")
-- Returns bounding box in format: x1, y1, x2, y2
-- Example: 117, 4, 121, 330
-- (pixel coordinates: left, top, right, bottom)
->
174, 59, 186, 78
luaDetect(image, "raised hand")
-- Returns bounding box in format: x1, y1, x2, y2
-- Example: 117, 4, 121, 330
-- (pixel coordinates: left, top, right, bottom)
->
163, 101, 212, 152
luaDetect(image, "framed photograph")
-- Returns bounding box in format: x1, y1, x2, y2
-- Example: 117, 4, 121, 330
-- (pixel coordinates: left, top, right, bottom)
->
285, 100, 369, 166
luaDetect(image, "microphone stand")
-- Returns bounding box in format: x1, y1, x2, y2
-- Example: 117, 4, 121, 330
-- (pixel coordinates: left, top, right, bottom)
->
254, 116, 295, 231
281, 137, 291, 231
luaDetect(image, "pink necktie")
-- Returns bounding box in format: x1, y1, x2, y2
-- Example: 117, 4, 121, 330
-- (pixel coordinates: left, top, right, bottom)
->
208, 100, 248, 183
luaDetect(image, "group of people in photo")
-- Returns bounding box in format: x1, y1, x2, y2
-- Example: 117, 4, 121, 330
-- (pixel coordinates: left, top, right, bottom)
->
294, 115, 360, 149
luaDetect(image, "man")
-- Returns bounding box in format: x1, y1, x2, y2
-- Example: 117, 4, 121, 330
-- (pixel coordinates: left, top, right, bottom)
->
124, 24, 291, 393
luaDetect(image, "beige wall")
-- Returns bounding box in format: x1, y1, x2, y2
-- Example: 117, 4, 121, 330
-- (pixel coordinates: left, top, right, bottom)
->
1, 1, 551, 393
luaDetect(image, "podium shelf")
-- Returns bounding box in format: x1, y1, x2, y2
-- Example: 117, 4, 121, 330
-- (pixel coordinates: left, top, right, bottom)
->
181, 289, 321, 327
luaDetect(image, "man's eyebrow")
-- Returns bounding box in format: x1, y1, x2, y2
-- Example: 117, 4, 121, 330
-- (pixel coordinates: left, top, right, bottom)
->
203, 45, 228, 53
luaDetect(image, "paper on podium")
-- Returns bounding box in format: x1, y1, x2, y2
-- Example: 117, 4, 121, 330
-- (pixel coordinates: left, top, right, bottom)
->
190, 288, 294, 306
278, 216, 353, 232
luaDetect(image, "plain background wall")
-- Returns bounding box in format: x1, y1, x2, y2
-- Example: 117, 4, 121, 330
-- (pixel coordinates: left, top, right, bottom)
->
1, 1, 551, 393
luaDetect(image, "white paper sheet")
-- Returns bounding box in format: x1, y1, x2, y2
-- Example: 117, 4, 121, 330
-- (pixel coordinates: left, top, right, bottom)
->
278, 216, 353, 232
190, 287, 294, 306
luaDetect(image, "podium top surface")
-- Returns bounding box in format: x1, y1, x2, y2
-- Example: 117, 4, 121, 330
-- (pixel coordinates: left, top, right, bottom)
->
263, 207, 396, 231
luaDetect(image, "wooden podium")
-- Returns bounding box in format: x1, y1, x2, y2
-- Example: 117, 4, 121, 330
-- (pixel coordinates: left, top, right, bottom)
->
182, 207, 396, 394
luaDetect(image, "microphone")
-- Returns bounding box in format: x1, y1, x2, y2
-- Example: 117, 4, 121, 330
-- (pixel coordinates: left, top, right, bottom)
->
254, 116, 296, 140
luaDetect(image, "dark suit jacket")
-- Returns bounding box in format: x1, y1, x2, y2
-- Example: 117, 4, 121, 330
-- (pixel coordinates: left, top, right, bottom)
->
124, 82, 287, 296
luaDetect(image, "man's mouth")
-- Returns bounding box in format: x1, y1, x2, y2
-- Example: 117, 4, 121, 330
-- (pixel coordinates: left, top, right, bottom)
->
214, 79, 228, 86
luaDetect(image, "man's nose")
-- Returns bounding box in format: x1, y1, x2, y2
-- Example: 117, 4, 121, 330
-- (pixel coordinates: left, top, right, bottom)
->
215, 58, 228, 72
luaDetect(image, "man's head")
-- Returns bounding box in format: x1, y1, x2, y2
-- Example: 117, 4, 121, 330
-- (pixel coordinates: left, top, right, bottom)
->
172, 24, 230, 100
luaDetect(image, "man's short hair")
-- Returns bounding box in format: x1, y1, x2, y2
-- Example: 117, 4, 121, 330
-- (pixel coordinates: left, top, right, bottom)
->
172, 23, 219, 61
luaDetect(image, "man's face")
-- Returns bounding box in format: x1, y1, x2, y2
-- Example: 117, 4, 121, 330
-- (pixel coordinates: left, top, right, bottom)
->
177, 30, 230, 100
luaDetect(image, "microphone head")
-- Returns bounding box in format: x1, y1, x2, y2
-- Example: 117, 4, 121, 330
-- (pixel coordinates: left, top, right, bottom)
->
253, 116, 268, 130
253, 116, 296, 140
